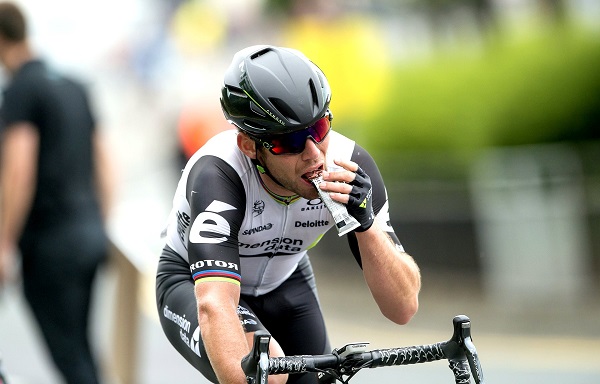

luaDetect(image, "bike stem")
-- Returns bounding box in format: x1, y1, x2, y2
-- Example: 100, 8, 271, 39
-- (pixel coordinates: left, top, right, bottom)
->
445, 315, 485, 384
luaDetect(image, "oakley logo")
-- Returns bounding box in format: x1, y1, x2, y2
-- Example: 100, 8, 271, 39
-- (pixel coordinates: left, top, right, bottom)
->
190, 200, 236, 244
301, 199, 325, 211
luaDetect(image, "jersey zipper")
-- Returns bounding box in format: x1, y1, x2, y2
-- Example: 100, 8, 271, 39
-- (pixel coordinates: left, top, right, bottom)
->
272, 202, 290, 258
254, 203, 290, 294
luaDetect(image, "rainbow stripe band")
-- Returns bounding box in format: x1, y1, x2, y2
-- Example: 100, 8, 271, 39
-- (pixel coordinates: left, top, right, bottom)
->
195, 277, 241, 286
193, 270, 241, 286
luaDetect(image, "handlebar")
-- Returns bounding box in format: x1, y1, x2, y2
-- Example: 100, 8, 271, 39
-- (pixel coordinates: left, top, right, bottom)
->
242, 315, 484, 384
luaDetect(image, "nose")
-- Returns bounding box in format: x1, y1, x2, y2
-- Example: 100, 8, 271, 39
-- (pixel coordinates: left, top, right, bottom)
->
301, 137, 321, 160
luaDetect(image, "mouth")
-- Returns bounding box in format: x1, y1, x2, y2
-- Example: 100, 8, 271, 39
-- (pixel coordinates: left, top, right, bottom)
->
301, 165, 324, 183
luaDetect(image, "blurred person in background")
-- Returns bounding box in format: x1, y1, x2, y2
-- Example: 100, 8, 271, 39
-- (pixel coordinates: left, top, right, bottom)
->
0, 2, 114, 383
156, 45, 421, 383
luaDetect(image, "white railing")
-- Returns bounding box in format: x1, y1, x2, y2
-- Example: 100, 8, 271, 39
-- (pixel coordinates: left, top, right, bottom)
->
108, 239, 142, 384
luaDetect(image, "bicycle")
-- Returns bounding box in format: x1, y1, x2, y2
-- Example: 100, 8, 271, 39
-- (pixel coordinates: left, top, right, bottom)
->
242, 314, 484, 384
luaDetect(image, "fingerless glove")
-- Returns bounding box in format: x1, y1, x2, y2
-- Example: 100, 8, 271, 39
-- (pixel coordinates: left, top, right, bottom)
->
346, 166, 375, 232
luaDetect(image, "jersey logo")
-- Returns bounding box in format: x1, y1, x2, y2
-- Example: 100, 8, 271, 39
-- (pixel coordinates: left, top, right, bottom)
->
301, 198, 325, 212
189, 326, 201, 357
190, 200, 236, 244
253, 200, 265, 216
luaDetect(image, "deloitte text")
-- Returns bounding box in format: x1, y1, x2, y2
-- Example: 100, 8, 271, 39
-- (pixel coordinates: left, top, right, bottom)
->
295, 220, 329, 228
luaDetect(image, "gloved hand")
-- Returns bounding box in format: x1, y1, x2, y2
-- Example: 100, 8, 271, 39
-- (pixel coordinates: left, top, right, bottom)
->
346, 166, 375, 232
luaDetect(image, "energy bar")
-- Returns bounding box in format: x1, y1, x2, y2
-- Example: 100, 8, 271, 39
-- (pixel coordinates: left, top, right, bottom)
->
309, 173, 360, 236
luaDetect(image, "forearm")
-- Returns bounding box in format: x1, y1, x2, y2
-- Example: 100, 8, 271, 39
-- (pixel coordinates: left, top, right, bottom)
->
0, 168, 33, 247
0, 124, 38, 250
356, 221, 421, 324
93, 131, 116, 221
196, 284, 249, 384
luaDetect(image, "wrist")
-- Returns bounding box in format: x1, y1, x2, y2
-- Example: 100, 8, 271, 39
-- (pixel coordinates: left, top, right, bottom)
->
353, 219, 376, 234
353, 220, 373, 233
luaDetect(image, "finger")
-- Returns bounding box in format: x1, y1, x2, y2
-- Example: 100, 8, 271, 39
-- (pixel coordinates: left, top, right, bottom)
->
333, 158, 359, 172
319, 180, 352, 194
349, 167, 369, 186
348, 186, 368, 206
328, 191, 349, 205
322, 169, 355, 183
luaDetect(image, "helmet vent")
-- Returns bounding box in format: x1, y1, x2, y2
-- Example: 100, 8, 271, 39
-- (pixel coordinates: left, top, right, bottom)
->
308, 79, 319, 113
226, 85, 246, 98
250, 47, 272, 60
243, 120, 268, 131
250, 101, 266, 117
269, 98, 299, 124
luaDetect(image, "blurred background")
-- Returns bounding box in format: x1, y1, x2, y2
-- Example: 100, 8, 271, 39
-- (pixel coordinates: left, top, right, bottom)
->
0, 0, 599, 383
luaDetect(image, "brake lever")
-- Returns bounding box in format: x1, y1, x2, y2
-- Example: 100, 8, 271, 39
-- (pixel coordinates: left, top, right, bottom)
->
242, 330, 271, 384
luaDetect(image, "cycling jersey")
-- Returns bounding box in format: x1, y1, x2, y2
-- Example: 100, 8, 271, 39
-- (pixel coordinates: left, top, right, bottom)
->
162, 129, 403, 296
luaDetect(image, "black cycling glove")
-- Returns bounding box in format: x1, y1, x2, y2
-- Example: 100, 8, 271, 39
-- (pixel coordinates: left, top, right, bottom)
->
346, 166, 375, 232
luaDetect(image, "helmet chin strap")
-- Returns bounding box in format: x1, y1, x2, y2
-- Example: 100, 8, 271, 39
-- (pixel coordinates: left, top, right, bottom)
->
252, 154, 287, 189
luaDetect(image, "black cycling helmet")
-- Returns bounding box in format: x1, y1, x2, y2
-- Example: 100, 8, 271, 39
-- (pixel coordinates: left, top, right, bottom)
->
220, 45, 331, 137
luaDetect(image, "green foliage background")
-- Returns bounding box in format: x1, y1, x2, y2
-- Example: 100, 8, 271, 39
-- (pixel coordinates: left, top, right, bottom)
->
335, 25, 600, 177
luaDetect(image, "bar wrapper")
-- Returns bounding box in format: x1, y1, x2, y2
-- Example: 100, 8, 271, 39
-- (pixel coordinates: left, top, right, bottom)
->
309, 174, 360, 236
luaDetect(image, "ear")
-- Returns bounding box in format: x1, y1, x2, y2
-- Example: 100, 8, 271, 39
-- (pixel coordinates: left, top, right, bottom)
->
237, 132, 257, 159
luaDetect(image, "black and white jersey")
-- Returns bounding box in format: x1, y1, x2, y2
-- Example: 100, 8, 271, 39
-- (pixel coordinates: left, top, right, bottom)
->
162, 129, 402, 296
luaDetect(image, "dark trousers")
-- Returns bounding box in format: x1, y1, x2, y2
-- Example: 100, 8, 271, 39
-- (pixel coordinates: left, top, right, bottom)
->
156, 247, 332, 384
20, 220, 107, 384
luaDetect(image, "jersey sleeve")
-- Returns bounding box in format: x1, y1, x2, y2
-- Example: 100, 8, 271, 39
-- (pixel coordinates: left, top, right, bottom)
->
186, 155, 247, 286
346, 144, 404, 267
0, 77, 37, 128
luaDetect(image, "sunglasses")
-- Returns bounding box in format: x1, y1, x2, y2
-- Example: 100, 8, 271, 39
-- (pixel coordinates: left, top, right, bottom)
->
255, 113, 332, 155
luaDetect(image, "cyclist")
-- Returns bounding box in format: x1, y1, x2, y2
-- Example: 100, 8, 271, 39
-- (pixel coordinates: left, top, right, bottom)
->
156, 45, 421, 384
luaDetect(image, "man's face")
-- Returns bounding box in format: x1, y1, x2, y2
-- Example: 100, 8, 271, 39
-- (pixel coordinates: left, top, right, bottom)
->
258, 134, 330, 200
